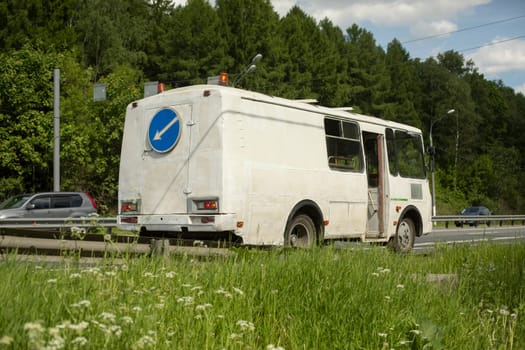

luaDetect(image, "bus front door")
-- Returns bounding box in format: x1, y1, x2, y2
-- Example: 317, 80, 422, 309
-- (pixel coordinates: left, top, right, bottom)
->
363, 132, 385, 236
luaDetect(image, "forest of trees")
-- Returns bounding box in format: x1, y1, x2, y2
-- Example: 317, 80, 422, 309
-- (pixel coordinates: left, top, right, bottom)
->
1, 0, 524, 215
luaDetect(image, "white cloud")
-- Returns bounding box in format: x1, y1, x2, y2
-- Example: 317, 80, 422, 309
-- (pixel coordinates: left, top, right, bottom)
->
296, 0, 490, 28
467, 37, 525, 74
466, 38, 525, 93
411, 20, 458, 37
271, 0, 296, 16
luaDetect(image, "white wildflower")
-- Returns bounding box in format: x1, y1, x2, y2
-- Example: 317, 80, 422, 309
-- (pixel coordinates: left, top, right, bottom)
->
0, 336, 14, 345
47, 332, 65, 349
177, 296, 194, 306
56, 321, 70, 330
68, 321, 89, 332
109, 325, 122, 337
71, 227, 86, 238
233, 287, 244, 296
378, 332, 388, 338
99, 312, 116, 323
195, 303, 213, 312
69, 273, 81, 279
79, 300, 91, 308
165, 271, 176, 279
71, 336, 88, 346
267, 344, 285, 350
396, 284, 405, 289
82, 267, 101, 275
135, 335, 156, 349
47, 278, 58, 284
237, 320, 255, 332
193, 240, 205, 247
121, 316, 134, 325
24, 322, 45, 333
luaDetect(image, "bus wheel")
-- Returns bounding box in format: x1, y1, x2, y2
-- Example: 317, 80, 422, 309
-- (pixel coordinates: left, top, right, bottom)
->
285, 214, 316, 248
391, 217, 415, 253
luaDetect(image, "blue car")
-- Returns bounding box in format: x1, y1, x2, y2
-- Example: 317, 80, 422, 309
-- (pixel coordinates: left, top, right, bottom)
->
455, 206, 491, 227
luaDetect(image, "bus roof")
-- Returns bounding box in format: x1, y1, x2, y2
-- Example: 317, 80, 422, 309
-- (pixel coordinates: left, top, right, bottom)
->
133, 84, 423, 134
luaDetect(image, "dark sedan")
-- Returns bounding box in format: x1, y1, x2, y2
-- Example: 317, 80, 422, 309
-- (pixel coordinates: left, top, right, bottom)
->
455, 206, 492, 227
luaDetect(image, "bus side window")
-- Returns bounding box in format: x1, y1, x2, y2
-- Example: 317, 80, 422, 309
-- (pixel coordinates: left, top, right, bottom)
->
324, 118, 362, 172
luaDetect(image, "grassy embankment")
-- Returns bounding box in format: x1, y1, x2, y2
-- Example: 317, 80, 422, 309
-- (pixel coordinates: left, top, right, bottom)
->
0, 243, 523, 349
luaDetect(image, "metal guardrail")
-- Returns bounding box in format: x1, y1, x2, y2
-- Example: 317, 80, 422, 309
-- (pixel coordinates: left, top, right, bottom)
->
0, 217, 231, 258
0, 217, 117, 231
432, 215, 525, 228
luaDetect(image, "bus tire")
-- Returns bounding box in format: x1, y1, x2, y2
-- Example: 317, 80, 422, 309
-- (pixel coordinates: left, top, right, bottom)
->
391, 217, 415, 253
285, 214, 316, 248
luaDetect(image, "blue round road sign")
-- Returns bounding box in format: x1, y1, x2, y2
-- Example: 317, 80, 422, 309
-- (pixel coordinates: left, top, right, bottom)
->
148, 108, 182, 153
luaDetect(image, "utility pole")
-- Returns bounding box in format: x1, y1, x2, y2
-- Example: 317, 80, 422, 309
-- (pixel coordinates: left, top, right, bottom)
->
53, 69, 60, 192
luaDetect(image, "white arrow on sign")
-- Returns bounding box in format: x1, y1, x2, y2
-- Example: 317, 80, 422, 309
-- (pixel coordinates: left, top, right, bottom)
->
153, 116, 179, 141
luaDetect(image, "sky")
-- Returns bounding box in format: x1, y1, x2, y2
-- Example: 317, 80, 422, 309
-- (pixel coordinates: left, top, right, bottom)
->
275, 0, 525, 94
174, 0, 525, 94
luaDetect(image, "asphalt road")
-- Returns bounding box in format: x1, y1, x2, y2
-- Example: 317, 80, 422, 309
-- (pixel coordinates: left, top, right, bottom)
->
414, 224, 525, 252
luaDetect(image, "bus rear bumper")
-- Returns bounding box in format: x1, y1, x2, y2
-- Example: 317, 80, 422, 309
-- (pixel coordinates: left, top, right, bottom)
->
118, 213, 238, 233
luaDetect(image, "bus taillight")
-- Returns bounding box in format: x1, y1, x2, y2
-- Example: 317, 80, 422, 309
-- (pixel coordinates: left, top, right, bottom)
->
121, 200, 140, 213
193, 199, 219, 212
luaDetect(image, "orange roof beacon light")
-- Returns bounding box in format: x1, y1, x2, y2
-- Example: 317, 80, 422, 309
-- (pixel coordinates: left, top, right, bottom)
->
219, 72, 229, 86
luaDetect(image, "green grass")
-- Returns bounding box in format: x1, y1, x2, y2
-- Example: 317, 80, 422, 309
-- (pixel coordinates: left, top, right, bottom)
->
0, 243, 523, 349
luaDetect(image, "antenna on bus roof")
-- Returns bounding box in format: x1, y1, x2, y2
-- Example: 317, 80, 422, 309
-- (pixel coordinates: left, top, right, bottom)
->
233, 53, 263, 87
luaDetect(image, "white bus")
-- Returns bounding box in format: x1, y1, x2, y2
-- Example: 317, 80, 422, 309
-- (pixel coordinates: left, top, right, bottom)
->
118, 84, 432, 252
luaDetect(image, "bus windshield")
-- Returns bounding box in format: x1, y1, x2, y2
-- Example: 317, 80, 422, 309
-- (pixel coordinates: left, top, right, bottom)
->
386, 129, 426, 179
